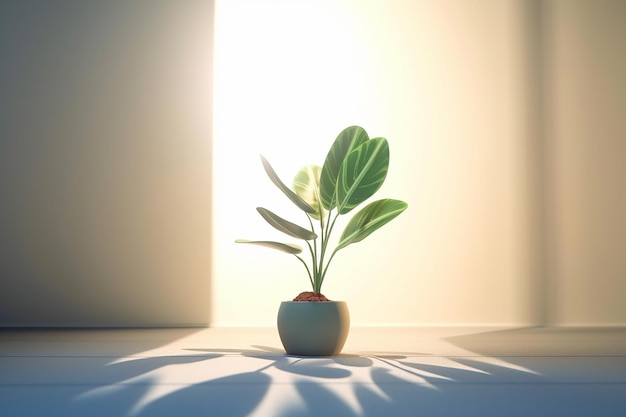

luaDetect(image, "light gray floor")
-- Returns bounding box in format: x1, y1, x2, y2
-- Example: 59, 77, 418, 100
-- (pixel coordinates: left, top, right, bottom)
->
1, 327, 625, 416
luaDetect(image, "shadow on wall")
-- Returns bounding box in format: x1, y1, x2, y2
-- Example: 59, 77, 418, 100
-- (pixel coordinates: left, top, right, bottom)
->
0, 0, 213, 327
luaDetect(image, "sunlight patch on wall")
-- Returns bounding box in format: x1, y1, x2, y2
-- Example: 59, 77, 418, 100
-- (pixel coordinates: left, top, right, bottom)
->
212, 0, 388, 325
213, 0, 533, 326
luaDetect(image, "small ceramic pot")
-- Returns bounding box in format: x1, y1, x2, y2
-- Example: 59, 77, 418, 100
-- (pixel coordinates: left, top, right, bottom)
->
277, 301, 350, 356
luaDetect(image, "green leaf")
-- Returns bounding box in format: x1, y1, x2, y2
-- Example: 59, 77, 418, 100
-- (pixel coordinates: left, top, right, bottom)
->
336, 138, 389, 214
293, 165, 325, 220
320, 126, 369, 211
260, 155, 316, 214
336, 199, 408, 251
256, 207, 317, 240
235, 239, 302, 254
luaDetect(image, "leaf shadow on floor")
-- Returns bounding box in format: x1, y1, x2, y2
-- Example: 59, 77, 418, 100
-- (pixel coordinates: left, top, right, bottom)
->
135, 344, 556, 417
34, 329, 622, 417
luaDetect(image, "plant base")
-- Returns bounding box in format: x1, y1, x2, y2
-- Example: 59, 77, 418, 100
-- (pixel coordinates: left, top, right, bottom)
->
292, 291, 329, 301
277, 301, 350, 356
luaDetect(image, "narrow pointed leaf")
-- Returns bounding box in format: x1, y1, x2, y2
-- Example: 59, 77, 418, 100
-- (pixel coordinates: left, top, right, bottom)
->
260, 155, 316, 214
293, 164, 325, 220
235, 239, 302, 254
257, 207, 317, 240
336, 199, 408, 251
336, 138, 389, 214
320, 126, 369, 211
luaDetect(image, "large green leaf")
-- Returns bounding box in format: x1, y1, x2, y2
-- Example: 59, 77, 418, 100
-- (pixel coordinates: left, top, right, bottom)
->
336, 138, 389, 214
260, 155, 316, 214
235, 239, 302, 254
320, 126, 369, 211
256, 207, 317, 240
293, 165, 325, 220
336, 199, 408, 251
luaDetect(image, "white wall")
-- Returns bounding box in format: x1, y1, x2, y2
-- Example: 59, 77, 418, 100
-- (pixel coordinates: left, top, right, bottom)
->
1, 0, 622, 327
0, 1, 213, 326
545, 0, 626, 326
213, 0, 626, 327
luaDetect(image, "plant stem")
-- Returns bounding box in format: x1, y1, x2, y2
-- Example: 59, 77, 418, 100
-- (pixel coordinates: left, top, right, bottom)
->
319, 248, 338, 290
295, 254, 314, 289
305, 215, 318, 290
304, 239, 317, 290
315, 213, 326, 292
316, 210, 340, 293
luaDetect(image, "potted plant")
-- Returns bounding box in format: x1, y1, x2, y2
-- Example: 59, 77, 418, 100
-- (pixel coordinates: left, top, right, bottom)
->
237, 125, 408, 356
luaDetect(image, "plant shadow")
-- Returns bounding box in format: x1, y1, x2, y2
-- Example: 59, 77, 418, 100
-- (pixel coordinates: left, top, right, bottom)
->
5, 328, 624, 417
70, 343, 546, 417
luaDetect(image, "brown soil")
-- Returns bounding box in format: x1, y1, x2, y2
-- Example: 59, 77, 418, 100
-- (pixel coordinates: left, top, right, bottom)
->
292, 291, 331, 302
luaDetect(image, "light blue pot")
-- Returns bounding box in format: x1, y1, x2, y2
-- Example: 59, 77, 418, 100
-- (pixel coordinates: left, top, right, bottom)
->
277, 301, 350, 356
